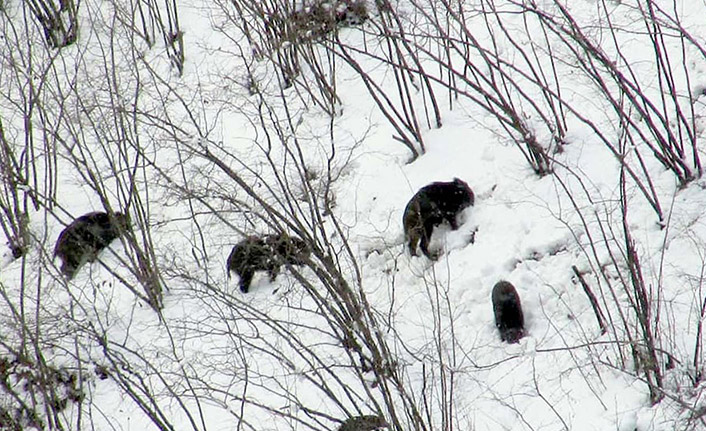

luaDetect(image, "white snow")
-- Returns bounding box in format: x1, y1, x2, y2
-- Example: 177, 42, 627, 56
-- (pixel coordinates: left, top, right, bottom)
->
2, 0, 706, 430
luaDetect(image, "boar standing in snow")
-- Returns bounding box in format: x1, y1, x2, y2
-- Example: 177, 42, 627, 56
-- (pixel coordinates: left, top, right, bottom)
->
54, 211, 130, 280
492, 280, 525, 343
403, 178, 474, 259
227, 233, 310, 293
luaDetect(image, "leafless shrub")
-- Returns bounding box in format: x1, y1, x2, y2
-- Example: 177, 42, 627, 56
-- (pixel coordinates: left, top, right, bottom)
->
0, 5, 61, 262
327, 0, 705, 186
547, 161, 667, 405
274, 0, 369, 42
101, 0, 185, 74
330, 0, 555, 170
0, 348, 83, 431
0, 121, 31, 261
24, 0, 78, 48
225, 0, 373, 123
521, 0, 702, 186
0, 7, 83, 427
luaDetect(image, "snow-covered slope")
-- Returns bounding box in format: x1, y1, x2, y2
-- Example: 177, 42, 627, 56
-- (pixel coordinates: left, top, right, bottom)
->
2, 0, 706, 430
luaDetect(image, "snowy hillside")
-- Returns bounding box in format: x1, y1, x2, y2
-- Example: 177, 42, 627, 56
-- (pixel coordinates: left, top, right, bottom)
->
2, 0, 706, 430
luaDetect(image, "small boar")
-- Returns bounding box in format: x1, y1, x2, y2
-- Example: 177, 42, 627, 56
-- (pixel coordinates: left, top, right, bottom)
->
492, 280, 525, 343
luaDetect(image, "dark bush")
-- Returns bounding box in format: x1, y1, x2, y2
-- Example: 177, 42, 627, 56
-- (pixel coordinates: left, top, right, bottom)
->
268, 0, 369, 43
0, 353, 83, 431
